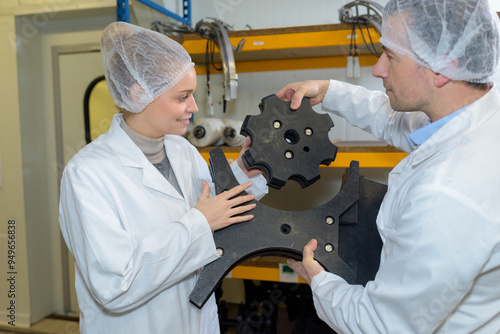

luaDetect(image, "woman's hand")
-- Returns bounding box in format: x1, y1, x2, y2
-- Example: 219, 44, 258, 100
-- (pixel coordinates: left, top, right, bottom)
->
236, 136, 263, 178
195, 180, 256, 231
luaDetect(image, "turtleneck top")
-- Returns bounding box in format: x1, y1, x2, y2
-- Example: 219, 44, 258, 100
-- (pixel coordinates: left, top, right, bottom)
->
120, 119, 183, 197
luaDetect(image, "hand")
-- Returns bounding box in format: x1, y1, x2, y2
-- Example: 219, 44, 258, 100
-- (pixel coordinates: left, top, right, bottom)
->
195, 180, 256, 231
287, 239, 325, 285
276, 80, 330, 110
236, 136, 262, 178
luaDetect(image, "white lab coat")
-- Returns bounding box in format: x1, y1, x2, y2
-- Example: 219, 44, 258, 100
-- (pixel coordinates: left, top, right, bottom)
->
311, 80, 500, 333
59, 114, 267, 334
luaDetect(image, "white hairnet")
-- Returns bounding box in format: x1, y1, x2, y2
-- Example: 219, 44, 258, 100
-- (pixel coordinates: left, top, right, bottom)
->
100, 22, 194, 113
380, 0, 500, 83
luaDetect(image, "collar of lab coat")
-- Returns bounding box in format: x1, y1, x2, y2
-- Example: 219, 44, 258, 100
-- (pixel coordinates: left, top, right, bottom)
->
106, 114, 189, 200
407, 85, 500, 167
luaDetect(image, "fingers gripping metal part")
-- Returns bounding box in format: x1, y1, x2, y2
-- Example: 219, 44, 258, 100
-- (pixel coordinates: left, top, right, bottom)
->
240, 94, 338, 189
189, 147, 385, 309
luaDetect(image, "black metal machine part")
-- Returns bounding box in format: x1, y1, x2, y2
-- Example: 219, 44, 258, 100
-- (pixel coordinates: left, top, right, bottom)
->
189, 147, 386, 309
240, 94, 338, 189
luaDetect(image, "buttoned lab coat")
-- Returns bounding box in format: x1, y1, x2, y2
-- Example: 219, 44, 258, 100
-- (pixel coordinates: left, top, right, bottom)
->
59, 114, 268, 334
311, 81, 500, 333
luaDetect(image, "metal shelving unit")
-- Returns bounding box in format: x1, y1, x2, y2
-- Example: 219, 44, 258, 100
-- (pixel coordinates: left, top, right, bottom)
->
182, 23, 382, 73
197, 144, 407, 169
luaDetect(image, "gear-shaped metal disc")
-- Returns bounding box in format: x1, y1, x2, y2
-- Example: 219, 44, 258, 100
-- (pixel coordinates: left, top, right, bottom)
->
240, 94, 338, 189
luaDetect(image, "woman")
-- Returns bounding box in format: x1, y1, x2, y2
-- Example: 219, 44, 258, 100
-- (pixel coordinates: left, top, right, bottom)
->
58, 22, 267, 334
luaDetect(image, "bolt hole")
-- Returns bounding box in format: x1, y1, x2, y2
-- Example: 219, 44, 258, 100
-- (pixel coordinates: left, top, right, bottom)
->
280, 224, 291, 234
284, 129, 300, 145
216, 248, 224, 256
304, 128, 313, 136
325, 216, 335, 225
273, 120, 282, 129
284, 151, 294, 159
325, 243, 334, 253
303, 146, 310, 153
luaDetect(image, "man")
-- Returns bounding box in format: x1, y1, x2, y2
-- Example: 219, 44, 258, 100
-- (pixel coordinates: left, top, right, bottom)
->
277, 0, 500, 333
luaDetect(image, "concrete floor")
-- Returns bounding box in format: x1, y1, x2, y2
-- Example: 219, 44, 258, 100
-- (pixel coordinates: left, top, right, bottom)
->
0, 318, 79, 334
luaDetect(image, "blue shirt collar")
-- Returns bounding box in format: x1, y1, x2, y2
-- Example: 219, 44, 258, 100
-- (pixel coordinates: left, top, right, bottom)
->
408, 106, 468, 146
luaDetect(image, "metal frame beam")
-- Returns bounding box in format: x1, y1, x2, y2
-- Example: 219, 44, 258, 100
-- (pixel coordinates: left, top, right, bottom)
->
117, 0, 191, 26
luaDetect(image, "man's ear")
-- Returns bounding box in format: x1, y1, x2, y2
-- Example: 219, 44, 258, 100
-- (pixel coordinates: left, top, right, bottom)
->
128, 83, 146, 103
434, 57, 457, 88
434, 72, 451, 88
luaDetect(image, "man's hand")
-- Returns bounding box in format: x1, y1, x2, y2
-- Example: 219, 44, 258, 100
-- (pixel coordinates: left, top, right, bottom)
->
276, 80, 330, 110
287, 239, 325, 285
195, 180, 256, 231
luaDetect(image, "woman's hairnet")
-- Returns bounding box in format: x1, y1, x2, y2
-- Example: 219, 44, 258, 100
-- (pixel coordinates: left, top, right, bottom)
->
100, 22, 194, 113
380, 0, 500, 83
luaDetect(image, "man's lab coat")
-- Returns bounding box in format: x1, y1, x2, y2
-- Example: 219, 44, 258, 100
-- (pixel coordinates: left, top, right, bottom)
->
311, 81, 500, 333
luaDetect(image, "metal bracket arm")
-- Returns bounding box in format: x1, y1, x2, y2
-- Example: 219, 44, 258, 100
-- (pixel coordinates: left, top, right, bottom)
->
195, 18, 240, 101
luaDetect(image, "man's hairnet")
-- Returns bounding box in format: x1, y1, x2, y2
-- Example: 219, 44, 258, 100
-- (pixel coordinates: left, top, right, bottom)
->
100, 22, 194, 113
380, 0, 500, 83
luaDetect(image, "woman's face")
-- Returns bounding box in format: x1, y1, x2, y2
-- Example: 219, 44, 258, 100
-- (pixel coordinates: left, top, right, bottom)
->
126, 67, 198, 138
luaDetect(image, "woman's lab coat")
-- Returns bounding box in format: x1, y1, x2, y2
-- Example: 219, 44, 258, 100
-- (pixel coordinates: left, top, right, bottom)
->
310, 80, 500, 333
59, 114, 267, 334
